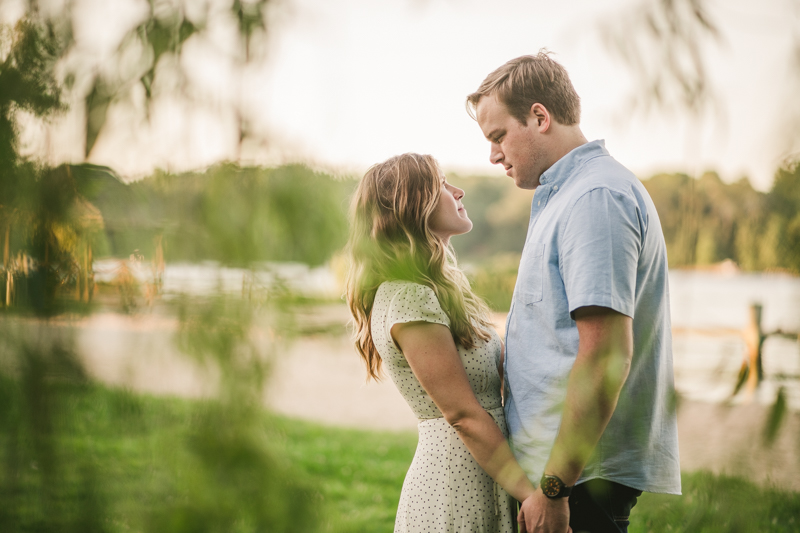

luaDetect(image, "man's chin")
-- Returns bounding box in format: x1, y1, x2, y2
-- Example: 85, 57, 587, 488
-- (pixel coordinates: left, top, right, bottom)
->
514, 174, 539, 190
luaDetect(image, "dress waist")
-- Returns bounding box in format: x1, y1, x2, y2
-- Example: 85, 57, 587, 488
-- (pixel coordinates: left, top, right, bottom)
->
417, 404, 504, 421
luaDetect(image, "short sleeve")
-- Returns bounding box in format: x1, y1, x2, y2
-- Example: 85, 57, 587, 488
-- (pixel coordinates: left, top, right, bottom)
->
561, 187, 643, 318
384, 282, 450, 339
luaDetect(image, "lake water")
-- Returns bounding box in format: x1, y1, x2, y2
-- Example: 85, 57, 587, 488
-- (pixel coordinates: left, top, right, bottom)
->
93, 259, 341, 298
669, 270, 800, 410
92, 259, 800, 410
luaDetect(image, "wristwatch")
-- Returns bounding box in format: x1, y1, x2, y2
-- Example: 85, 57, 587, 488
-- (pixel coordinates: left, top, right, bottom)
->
540, 474, 573, 499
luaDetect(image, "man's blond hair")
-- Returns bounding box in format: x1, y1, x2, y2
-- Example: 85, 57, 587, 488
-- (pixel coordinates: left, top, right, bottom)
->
467, 51, 580, 126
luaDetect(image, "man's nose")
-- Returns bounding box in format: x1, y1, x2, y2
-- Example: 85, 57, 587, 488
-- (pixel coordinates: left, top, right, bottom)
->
490, 144, 503, 165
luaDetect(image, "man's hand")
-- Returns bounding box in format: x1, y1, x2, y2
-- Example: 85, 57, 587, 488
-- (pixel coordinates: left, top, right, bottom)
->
517, 490, 572, 533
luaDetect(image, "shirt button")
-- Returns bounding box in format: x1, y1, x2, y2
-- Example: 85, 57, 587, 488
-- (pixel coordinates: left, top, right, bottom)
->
538, 201, 541, 206
554, 185, 559, 190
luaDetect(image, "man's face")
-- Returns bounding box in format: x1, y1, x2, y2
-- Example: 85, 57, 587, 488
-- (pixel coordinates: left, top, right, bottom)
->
476, 95, 549, 190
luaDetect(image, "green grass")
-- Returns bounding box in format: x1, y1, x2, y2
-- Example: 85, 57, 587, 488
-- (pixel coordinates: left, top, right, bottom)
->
278, 421, 800, 533
0, 383, 314, 532
632, 472, 800, 532
2, 384, 799, 532
272, 418, 417, 533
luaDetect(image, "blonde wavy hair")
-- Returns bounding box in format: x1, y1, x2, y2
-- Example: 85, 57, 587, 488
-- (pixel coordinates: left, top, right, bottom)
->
346, 153, 493, 380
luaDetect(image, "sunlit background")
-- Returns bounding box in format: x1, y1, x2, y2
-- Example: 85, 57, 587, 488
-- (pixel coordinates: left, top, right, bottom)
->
15, 0, 800, 189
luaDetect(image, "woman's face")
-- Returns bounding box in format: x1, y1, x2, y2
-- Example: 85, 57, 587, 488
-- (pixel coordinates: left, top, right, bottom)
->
428, 172, 472, 242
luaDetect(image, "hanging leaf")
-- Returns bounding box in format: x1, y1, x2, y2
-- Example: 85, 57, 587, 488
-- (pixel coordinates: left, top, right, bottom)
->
763, 386, 788, 445
600, 0, 721, 115
232, 0, 270, 60
178, 18, 197, 44
140, 68, 155, 100
84, 77, 113, 158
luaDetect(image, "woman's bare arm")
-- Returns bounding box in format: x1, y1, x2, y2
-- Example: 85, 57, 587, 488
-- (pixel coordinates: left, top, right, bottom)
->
392, 321, 535, 503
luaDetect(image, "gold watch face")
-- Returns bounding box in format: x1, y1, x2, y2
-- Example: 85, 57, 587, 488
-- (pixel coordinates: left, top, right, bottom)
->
542, 476, 562, 497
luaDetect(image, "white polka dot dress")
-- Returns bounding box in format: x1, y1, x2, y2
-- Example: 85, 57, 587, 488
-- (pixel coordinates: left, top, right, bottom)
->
371, 281, 517, 533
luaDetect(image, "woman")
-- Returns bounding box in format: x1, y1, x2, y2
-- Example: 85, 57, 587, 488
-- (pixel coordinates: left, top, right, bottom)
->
346, 153, 537, 532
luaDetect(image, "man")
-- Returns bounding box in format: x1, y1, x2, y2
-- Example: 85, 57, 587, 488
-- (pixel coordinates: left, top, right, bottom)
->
467, 53, 681, 533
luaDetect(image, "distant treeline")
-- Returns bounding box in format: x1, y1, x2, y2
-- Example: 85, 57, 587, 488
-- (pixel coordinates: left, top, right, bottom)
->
81, 159, 800, 274
644, 166, 800, 271
451, 161, 800, 274
87, 163, 354, 267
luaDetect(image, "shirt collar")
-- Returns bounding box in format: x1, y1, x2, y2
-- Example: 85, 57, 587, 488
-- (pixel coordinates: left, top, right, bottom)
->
538, 139, 608, 188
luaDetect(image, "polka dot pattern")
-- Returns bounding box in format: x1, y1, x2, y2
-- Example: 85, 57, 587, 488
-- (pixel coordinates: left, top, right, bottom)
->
371, 281, 516, 533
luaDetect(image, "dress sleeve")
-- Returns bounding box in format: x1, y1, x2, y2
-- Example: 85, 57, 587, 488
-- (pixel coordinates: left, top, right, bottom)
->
384, 282, 450, 340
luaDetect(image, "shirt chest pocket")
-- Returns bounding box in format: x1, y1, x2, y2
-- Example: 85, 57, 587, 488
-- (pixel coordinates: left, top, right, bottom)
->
516, 242, 544, 305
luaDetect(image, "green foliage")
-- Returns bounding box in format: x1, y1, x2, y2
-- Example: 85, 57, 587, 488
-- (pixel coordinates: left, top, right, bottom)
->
0, 333, 104, 533
92, 163, 354, 266
275, 418, 418, 532
255, 418, 800, 533
466, 253, 521, 311
763, 387, 788, 445
0, 3, 327, 532
0, 18, 74, 307
632, 471, 800, 532
0, 377, 317, 533
2, 364, 799, 533
443, 164, 800, 309
767, 161, 800, 270
82, 0, 274, 156
283, 427, 800, 533
448, 164, 800, 275
0, 290, 318, 533
448, 174, 534, 261
0, 163, 110, 313
0, 18, 66, 168
643, 171, 769, 269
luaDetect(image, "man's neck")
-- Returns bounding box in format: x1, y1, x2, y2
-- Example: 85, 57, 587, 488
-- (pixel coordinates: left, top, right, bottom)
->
549, 125, 588, 165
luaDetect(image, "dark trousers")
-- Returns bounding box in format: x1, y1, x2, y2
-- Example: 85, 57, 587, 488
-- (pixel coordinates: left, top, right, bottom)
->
568, 479, 642, 533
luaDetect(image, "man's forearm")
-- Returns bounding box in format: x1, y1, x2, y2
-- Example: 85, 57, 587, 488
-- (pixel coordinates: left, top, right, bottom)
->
544, 308, 633, 486
544, 350, 630, 485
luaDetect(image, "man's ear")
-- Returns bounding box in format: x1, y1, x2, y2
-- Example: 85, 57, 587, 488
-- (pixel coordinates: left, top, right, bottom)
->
530, 103, 551, 133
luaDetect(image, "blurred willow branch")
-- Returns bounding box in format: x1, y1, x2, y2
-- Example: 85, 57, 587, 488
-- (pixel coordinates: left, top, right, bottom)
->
0, 2, 321, 531
0, 0, 276, 166
601, 0, 800, 154
0, 0, 280, 310
599, 0, 721, 115
80, 0, 274, 158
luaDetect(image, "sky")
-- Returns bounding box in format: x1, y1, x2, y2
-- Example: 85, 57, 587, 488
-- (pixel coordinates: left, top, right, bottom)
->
14, 0, 800, 190
254, 0, 798, 190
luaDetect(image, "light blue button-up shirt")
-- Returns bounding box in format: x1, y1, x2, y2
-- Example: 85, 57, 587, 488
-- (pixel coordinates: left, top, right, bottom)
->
504, 140, 681, 494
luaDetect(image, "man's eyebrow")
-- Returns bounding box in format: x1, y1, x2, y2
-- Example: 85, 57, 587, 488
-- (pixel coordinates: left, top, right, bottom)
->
485, 129, 504, 142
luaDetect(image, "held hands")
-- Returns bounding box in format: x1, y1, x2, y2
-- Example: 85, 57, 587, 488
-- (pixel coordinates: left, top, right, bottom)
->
517, 490, 571, 533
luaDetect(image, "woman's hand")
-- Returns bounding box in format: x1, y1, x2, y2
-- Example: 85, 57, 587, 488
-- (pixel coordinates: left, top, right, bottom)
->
517, 491, 572, 533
